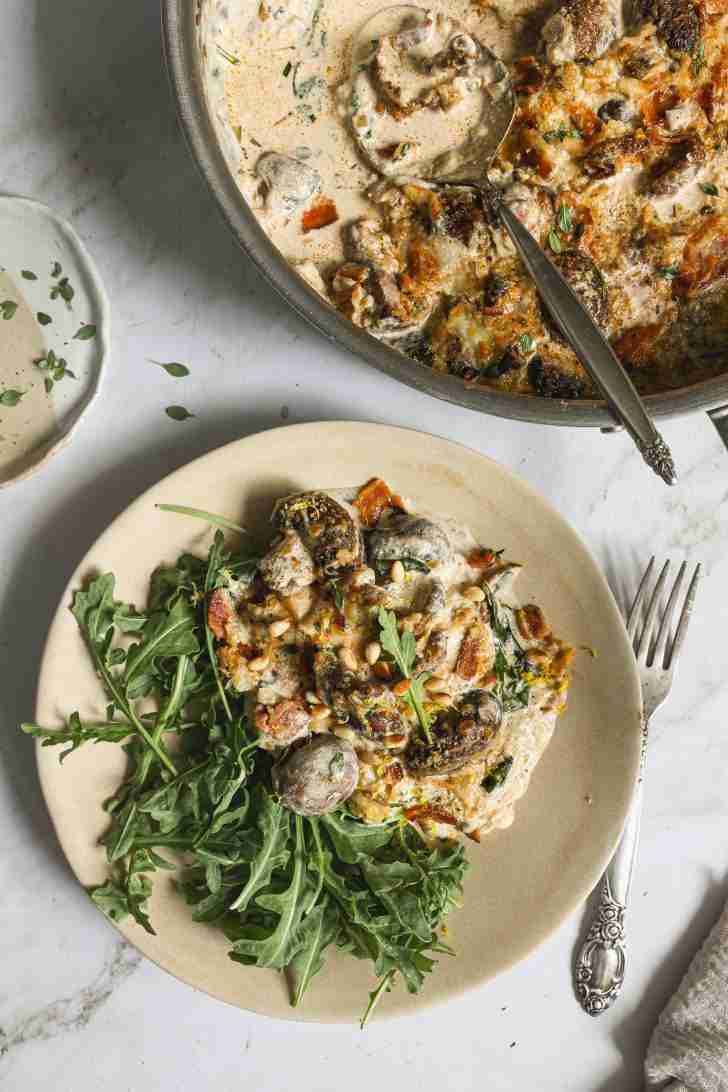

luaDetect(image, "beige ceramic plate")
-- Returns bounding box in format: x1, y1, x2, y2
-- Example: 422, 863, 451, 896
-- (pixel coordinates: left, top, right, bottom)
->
35, 422, 641, 1023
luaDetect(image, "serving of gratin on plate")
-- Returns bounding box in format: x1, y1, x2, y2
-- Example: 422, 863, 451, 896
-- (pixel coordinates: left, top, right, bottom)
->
196, 0, 728, 401
29, 423, 642, 1024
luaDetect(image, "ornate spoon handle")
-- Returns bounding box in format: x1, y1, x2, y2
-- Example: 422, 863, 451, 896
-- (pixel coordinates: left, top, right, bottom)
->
575, 777, 644, 1015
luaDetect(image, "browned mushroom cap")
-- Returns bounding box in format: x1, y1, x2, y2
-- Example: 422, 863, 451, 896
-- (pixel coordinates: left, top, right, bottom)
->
367, 513, 453, 568
544, 251, 609, 337
542, 0, 621, 64
635, 0, 700, 53
405, 689, 502, 775
647, 137, 705, 197
581, 134, 647, 179
272, 491, 365, 579
272, 735, 359, 816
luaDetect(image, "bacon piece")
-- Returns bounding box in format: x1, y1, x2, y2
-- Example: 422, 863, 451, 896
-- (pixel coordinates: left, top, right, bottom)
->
353, 477, 404, 528
302, 198, 339, 233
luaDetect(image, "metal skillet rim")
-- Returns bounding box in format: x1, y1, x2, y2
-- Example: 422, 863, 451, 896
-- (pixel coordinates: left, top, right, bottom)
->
161, 0, 728, 428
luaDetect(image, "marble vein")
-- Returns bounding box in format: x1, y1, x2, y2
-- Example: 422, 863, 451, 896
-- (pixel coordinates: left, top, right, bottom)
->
0, 941, 140, 1062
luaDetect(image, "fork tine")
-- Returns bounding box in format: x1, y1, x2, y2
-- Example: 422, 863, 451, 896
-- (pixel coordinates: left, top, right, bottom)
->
634, 560, 670, 661
648, 561, 685, 668
665, 563, 701, 669
626, 557, 655, 640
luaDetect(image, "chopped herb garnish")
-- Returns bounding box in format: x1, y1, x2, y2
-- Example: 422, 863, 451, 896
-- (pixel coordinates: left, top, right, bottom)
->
331, 582, 345, 612
542, 126, 580, 144
657, 265, 679, 280
283, 61, 292, 77
691, 41, 705, 78
377, 607, 433, 743
44, 377, 54, 394
37, 311, 52, 325
328, 751, 345, 779
700, 182, 719, 196
483, 755, 514, 793
1, 300, 18, 320
556, 204, 573, 234
518, 333, 535, 355
152, 360, 190, 378
165, 405, 195, 421
0, 389, 24, 406
548, 230, 562, 254
21, 270, 37, 281
73, 324, 97, 341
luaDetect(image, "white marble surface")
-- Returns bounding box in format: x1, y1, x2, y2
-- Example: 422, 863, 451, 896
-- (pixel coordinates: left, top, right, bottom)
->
1, 2, 727, 1089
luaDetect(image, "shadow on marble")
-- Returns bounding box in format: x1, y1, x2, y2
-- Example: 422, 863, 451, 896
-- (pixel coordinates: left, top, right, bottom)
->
587, 874, 728, 1092
31, 0, 309, 336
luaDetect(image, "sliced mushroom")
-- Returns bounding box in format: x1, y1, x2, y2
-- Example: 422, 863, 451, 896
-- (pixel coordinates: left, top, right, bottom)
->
405, 688, 502, 775
647, 137, 705, 197
581, 134, 647, 179
259, 529, 316, 595
255, 152, 321, 215
273, 491, 365, 579
542, 0, 622, 64
272, 735, 359, 816
367, 513, 453, 568
255, 699, 311, 751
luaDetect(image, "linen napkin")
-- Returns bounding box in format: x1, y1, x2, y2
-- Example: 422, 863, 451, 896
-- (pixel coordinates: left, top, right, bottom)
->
645, 900, 728, 1092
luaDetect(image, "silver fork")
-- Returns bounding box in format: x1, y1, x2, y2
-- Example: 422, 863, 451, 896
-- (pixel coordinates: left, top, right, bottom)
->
574, 558, 701, 1016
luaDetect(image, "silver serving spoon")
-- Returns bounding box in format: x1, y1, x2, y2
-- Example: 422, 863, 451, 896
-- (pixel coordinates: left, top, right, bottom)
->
352, 6, 677, 485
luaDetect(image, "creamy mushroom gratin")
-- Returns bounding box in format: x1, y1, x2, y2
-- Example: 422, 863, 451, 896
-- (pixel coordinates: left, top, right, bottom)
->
202, 0, 728, 398
207, 479, 573, 840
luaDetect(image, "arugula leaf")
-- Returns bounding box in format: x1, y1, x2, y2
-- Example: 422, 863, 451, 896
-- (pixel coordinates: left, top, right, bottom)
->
377, 608, 416, 677
287, 899, 339, 1006
229, 788, 291, 911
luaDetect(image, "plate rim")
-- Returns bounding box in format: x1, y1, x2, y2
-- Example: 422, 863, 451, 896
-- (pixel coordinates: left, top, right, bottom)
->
33, 420, 643, 1022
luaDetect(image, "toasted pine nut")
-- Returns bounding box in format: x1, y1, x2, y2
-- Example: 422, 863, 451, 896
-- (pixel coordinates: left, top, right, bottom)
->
305, 690, 320, 706
392, 678, 411, 696
390, 560, 405, 583
257, 686, 277, 704
424, 676, 447, 693
430, 691, 452, 705
338, 647, 358, 672
269, 618, 291, 638
249, 655, 270, 672
310, 704, 331, 722
365, 640, 381, 665
462, 585, 485, 603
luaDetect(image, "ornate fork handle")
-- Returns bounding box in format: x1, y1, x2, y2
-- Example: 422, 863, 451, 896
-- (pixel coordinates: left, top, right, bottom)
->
575, 769, 645, 1015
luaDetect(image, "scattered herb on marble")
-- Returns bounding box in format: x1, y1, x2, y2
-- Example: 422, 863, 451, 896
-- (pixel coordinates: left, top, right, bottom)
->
0, 389, 24, 406
21, 270, 37, 281
36, 349, 76, 390
51, 261, 62, 277
50, 276, 74, 305
22, 528, 467, 1025
1, 300, 18, 320
165, 405, 195, 421
152, 360, 190, 378
37, 311, 52, 325
73, 324, 97, 341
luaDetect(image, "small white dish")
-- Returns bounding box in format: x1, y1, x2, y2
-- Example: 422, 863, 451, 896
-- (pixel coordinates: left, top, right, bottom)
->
0, 194, 109, 487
